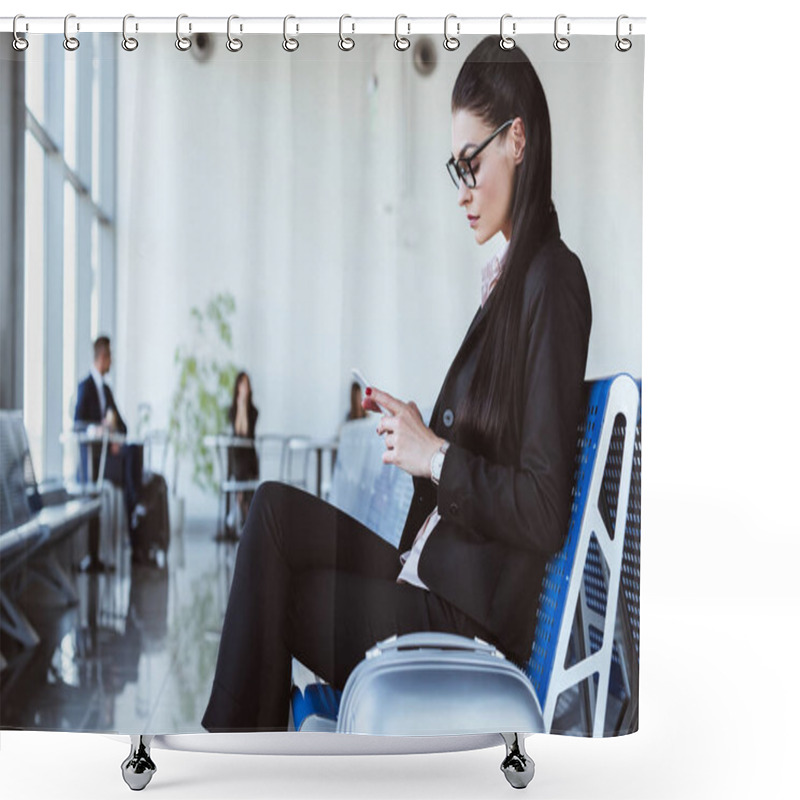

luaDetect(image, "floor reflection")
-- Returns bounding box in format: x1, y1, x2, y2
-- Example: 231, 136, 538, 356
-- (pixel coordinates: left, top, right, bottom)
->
0, 520, 234, 733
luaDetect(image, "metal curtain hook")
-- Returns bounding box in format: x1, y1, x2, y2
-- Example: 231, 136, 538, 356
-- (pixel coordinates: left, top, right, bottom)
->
443, 14, 460, 51
394, 15, 410, 51
554, 14, 571, 51
175, 14, 192, 51
122, 14, 139, 52
615, 14, 632, 52
283, 15, 299, 51
12, 15, 29, 52
227, 15, 243, 52
339, 14, 355, 51
63, 13, 80, 51
500, 14, 516, 50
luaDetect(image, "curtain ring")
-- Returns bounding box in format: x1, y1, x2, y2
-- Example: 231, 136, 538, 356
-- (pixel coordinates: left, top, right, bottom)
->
226, 15, 243, 52
615, 15, 632, 52
443, 14, 460, 51
283, 16, 299, 52
63, 13, 80, 51
122, 14, 139, 52
394, 15, 410, 51
499, 15, 516, 50
339, 15, 355, 51
553, 14, 570, 51
175, 14, 192, 51
12, 15, 29, 52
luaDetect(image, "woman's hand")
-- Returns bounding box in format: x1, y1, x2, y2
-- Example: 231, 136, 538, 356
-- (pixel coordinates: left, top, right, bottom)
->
363, 388, 446, 478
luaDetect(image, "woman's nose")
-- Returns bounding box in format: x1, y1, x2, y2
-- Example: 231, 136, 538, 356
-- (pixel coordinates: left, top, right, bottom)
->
457, 179, 471, 206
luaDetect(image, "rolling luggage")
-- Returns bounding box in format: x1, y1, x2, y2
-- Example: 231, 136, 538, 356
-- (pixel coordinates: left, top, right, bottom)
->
130, 472, 170, 562
336, 632, 544, 736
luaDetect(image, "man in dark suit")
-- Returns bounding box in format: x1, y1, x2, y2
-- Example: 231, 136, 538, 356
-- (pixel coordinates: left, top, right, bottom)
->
74, 335, 128, 438
74, 336, 143, 571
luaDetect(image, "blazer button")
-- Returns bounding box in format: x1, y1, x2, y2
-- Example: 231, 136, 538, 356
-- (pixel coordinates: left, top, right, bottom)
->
449, 502, 459, 516
443, 409, 454, 428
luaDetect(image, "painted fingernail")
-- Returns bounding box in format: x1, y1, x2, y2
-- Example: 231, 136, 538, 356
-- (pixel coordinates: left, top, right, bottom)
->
365, 387, 372, 396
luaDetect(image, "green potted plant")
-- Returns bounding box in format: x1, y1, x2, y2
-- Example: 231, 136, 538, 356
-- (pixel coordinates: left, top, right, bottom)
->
168, 293, 240, 528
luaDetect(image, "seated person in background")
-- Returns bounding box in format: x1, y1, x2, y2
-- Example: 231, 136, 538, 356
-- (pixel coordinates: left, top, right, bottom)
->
346, 381, 368, 422
74, 335, 144, 568
225, 371, 259, 536
75, 336, 128, 437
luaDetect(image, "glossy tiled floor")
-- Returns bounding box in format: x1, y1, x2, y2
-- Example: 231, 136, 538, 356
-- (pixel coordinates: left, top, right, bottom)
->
2, 514, 595, 736
1, 518, 236, 734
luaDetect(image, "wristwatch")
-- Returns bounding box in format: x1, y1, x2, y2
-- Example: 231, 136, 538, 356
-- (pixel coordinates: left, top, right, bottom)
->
430, 442, 450, 486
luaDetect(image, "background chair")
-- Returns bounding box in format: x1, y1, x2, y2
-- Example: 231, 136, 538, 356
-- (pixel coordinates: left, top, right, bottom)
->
279, 435, 312, 491
204, 435, 262, 541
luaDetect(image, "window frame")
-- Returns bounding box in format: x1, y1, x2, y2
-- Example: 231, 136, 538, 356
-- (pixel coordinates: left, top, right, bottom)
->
23, 34, 117, 480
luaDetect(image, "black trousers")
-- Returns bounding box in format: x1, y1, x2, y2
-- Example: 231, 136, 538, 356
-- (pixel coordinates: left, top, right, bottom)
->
201, 481, 490, 732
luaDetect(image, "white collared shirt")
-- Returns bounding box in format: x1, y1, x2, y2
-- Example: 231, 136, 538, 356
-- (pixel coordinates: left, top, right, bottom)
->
397, 239, 510, 590
397, 509, 441, 590
90, 366, 107, 418
480, 238, 510, 307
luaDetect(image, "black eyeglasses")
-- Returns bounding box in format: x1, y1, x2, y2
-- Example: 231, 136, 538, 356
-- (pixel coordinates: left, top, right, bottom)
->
446, 119, 514, 190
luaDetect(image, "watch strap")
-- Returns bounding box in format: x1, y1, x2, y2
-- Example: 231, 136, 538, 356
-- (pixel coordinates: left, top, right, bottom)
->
430, 441, 450, 485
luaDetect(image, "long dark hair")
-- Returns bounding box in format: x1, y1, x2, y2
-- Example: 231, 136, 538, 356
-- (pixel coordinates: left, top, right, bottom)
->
451, 36, 555, 460
229, 371, 257, 431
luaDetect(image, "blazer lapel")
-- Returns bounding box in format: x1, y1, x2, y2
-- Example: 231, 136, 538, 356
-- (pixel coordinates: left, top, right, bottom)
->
101, 383, 111, 419
429, 300, 491, 428
462, 298, 492, 351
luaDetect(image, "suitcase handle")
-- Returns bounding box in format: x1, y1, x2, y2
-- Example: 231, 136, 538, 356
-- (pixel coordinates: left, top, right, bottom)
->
365, 632, 504, 660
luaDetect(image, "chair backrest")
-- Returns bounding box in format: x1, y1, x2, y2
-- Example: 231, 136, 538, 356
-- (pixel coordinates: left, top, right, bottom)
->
526, 375, 640, 736
0, 410, 39, 533
328, 417, 415, 547
256, 433, 289, 483
280, 436, 313, 490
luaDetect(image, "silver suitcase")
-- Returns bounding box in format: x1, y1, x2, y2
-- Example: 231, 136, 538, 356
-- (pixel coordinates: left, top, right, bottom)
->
336, 632, 545, 736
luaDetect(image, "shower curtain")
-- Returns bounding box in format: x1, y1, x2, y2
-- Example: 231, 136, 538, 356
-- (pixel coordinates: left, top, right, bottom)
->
0, 22, 643, 741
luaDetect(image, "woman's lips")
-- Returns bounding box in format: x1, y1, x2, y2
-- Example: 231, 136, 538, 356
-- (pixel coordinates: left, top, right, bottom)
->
468, 215, 479, 228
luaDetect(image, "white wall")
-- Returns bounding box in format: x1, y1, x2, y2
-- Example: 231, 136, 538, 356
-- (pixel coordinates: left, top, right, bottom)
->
115, 33, 642, 515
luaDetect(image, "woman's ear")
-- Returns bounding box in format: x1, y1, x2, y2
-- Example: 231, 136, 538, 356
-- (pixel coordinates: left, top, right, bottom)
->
510, 117, 526, 164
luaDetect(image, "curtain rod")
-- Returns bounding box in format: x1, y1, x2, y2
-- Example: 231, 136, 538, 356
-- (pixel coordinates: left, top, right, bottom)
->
1, 16, 645, 37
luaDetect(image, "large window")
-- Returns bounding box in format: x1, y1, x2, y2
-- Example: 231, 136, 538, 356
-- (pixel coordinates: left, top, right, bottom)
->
23, 36, 116, 480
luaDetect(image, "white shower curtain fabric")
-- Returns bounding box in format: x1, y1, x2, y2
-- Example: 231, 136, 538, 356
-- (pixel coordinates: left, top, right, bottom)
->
0, 30, 643, 739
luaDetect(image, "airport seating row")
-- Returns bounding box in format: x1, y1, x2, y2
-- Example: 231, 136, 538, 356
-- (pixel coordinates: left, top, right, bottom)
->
0, 411, 101, 671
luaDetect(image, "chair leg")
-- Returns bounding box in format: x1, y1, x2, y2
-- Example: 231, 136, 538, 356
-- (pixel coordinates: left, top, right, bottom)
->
500, 733, 535, 789
216, 491, 225, 541
0, 588, 40, 649
121, 735, 156, 791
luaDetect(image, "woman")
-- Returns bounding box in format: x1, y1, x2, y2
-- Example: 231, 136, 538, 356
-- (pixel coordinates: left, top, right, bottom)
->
225, 371, 259, 534
202, 37, 591, 732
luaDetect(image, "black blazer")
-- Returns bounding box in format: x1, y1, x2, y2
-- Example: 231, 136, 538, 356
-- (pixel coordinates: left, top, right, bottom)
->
228, 404, 258, 440
74, 374, 128, 434
227, 404, 260, 480
399, 212, 591, 666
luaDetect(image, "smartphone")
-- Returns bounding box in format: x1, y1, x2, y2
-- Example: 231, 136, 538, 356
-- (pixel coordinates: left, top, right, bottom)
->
351, 368, 389, 414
